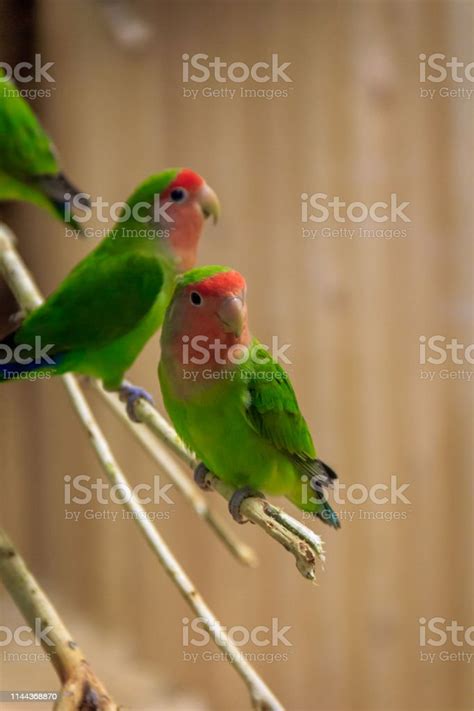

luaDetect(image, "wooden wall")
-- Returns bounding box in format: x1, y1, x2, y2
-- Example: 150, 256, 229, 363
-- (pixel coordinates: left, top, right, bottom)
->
1, 1, 472, 709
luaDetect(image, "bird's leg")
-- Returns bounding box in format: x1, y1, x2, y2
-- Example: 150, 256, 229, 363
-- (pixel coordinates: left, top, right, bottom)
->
228, 486, 266, 524
119, 383, 154, 423
194, 462, 212, 491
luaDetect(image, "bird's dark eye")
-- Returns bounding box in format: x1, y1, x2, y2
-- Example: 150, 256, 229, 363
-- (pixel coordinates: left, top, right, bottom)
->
170, 187, 188, 203
190, 291, 202, 306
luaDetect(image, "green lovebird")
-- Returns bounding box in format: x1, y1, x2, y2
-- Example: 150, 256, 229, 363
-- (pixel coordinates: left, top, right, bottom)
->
0, 73, 87, 225
159, 266, 340, 527
0, 169, 220, 417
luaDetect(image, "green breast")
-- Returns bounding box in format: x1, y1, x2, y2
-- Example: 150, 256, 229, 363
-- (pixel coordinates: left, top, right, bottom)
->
159, 365, 297, 495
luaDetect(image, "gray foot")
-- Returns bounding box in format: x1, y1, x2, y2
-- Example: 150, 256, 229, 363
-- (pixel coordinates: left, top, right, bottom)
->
228, 486, 266, 524
119, 384, 154, 422
194, 462, 212, 491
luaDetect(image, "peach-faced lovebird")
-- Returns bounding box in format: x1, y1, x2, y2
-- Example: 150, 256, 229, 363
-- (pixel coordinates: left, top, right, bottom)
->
159, 266, 340, 527
0, 72, 87, 226
0, 170, 220, 419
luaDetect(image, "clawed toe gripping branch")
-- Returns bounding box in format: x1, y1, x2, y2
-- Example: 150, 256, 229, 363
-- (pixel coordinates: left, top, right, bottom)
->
0, 223, 326, 710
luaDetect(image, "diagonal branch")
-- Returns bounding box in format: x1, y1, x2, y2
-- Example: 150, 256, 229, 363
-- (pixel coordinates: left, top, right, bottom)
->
0, 527, 117, 710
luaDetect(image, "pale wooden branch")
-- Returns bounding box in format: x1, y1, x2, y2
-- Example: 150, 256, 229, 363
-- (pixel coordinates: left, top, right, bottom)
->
0, 527, 117, 710
0, 224, 285, 711
0, 223, 43, 309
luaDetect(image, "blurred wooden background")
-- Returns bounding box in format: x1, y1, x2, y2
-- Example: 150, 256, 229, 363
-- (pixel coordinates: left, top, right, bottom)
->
0, 1, 472, 709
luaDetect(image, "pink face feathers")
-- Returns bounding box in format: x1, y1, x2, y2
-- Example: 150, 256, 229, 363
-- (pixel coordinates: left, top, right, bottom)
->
159, 170, 220, 272
164, 270, 251, 372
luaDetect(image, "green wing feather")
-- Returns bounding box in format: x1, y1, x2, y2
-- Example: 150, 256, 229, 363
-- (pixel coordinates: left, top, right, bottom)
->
0, 76, 58, 180
241, 342, 341, 528
242, 341, 316, 461
17, 252, 164, 353
0, 170, 59, 217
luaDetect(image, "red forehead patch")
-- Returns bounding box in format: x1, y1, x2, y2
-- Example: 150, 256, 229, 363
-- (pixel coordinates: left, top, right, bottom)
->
190, 270, 246, 297
169, 168, 205, 193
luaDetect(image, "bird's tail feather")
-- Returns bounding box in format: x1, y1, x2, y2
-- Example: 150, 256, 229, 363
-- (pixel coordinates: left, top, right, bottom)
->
289, 457, 341, 529
35, 173, 90, 232
314, 499, 341, 529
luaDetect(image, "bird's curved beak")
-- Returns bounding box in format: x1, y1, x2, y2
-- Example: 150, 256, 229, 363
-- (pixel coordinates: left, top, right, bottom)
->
198, 183, 220, 224
218, 295, 245, 337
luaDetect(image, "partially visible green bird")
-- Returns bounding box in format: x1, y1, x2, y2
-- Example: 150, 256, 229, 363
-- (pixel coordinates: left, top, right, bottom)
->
0, 169, 220, 418
0, 72, 87, 225
159, 266, 341, 527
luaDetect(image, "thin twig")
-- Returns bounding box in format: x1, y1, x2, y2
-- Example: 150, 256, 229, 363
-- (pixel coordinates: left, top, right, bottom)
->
0, 223, 43, 308
0, 224, 285, 710
0, 527, 117, 710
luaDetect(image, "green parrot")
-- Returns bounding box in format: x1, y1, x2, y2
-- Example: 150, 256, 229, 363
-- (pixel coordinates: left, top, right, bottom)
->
0, 169, 220, 418
0, 72, 88, 225
158, 266, 340, 527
